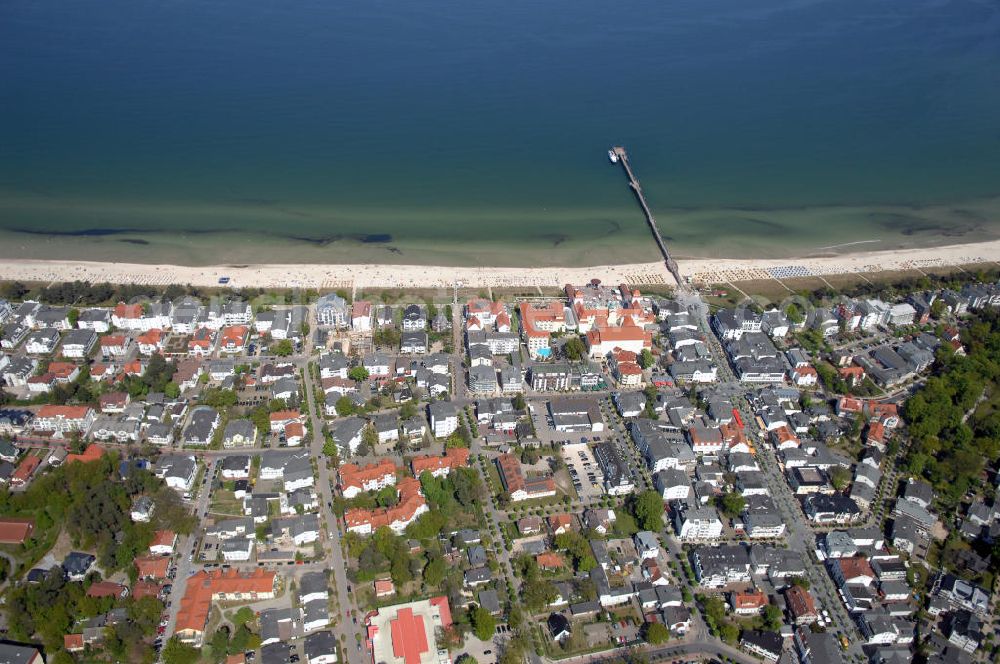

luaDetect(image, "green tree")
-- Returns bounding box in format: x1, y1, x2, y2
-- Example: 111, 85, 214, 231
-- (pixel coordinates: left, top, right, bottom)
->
233, 606, 255, 627
164, 381, 180, 399
644, 622, 670, 645
376, 485, 399, 507
335, 396, 355, 416
322, 437, 339, 457
209, 628, 231, 661
829, 465, 851, 491
788, 576, 810, 590
719, 623, 740, 644
349, 366, 371, 382
629, 490, 665, 530
716, 492, 746, 518
273, 339, 294, 356
762, 604, 783, 631
639, 348, 655, 370
423, 557, 446, 587
562, 336, 586, 361
67, 308, 80, 327
162, 637, 200, 664
470, 605, 496, 641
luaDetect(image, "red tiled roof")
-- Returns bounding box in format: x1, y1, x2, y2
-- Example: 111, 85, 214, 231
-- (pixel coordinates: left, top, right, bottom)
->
866, 421, 886, 443
785, 585, 817, 618
100, 334, 128, 348
537, 552, 565, 569
340, 460, 397, 490
176, 569, 276, 635
585, 323, 652, 349
837, 556, 874, 580
0, 518, 34, 544
87, 581, 126, 598
733, 590, 768, 610
64, 634, 84, 651
151, 530, 176, 550
548, 514, 572, 530
66, 444, 105, 464
135, 556, 170, 579
410, 448, 470, 476
220, 326, 249, 347
270, 410, 302, 422
132, 580, 163, 599
37, 405, 91, 419
137, 329, 164, 346
12, 456, 41, 483
390, 607, 429, 664
114, 303, 142, 319
48, 362, 78, 379
344, 477, 425, 531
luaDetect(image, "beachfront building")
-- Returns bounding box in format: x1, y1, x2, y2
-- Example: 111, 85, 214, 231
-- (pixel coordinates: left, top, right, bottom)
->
316, 293, 349, 327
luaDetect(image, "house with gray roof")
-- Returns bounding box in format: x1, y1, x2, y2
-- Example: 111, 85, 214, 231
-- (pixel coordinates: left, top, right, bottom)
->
222, 419, 257, 448
183, 406, 220, 446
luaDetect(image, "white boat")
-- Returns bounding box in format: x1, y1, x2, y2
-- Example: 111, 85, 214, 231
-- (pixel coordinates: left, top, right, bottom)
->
608, 149, 618, 163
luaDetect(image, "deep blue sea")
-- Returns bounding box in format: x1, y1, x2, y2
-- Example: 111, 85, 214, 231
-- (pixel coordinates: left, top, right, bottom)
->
1, 0, 999, 265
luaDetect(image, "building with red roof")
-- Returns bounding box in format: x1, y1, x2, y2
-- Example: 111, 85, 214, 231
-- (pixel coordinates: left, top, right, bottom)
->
137, 329, 165, 355
150, 530, 177, 554
785, 585, 818, 624
865, 421, 887, 450
32, 405, 96, 436
730, 589, 768, 615
410, 448, 470, 479
131, 580, 163, 599
100, 334, 132, 358
86, 581, 128, 598
11, 456, 41, 486
47, 362, 80, 383
375, 578, 396, 598
344, 477, 427, 536
496, 453, 556, 502
536, 552, 566, 570
269, 410, 302, 433
547, 514, 573, 535
584, 319, 652, 359
65, 443, 105, 464
64, 634, 85, 652
284, 421, 305, 446
0, 518, 35, 544
219, 326, 249, 353
769, 425, 800, 450
135, 555, 170, 579
175, 569, 277, 645
339, 460, 398, 498
366, 596, 452, 664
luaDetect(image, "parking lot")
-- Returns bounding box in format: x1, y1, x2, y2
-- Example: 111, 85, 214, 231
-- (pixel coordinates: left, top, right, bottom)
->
560, 442, 605, 499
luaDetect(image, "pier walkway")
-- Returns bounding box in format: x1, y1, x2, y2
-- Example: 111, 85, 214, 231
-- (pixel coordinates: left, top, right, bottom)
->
611, 146, 683, 286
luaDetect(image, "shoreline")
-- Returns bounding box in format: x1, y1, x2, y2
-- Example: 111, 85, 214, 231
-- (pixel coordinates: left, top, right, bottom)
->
0, 239, 997, 290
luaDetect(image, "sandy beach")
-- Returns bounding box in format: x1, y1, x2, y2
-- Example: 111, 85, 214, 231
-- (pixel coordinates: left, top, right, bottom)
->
0, 239, 996, 290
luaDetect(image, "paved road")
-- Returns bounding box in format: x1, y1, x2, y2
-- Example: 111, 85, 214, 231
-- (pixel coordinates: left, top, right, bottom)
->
163, 457, 217, 647
303, 357, 370, 664
688, 295, 866, 660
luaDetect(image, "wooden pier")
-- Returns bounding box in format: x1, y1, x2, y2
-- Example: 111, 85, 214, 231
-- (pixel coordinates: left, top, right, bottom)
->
611, 146, 682, 285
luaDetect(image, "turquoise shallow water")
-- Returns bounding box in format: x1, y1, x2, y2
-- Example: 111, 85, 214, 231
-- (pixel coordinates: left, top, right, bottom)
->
1, 0, 999, 265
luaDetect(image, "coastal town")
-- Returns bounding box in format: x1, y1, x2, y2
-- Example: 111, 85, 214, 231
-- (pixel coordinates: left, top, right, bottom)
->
0, 268, 997, 664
